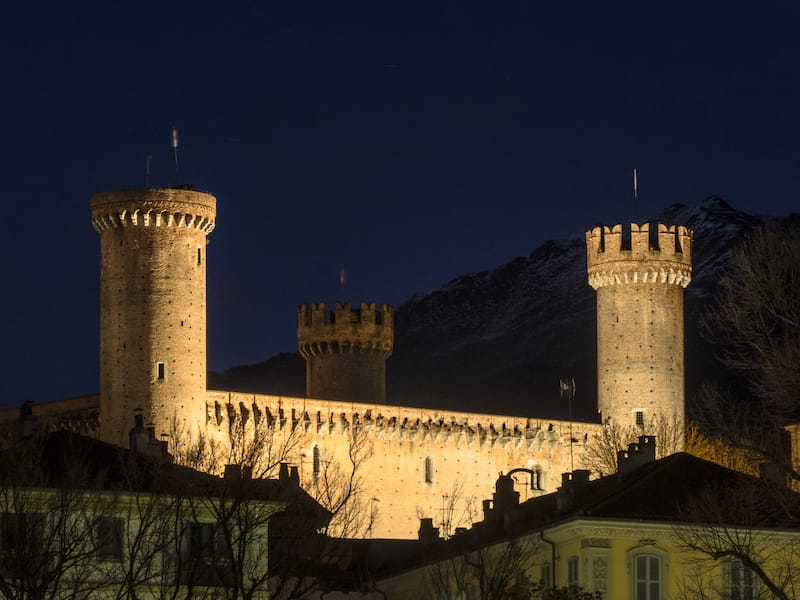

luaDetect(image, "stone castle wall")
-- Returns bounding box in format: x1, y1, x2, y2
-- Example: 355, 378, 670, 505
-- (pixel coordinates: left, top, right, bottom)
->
91, 188, 216, 447
0, 391, 602, 539
205, 391, 602, 538
586, 223, 692, 428
0, 395, 100, 441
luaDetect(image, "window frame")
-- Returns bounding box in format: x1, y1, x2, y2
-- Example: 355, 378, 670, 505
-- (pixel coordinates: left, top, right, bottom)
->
312, 445, 321, 479
726, 558, 756, 600
94, 516, 124, 561
629, 544, 669, 600
568, 555, 580, 588
541, 561, 552, 591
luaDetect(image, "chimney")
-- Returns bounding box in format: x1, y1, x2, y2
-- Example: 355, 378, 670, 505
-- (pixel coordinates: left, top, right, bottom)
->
492, 474, 520, 515
279, 462, 299, 487
556, 469, 591, 510
16, 401, 35, 440
224, 464, 241, 481
129, 411, 173, 462
618, 435, 657, 475
129, 409, 149, 452
482, 499, 492, 521
418, 518, 440, 546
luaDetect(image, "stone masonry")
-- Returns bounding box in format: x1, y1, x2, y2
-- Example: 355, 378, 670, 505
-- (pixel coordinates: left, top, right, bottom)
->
91, 187, 216, 447
0, 192, 697, 540
298, 302, 393, 404
586, 223, 692, 429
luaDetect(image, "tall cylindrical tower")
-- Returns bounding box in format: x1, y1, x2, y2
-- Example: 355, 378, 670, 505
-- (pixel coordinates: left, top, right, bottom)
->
298, 302, 393, 404
91, 187, 216, 447
586, 223, 692, 429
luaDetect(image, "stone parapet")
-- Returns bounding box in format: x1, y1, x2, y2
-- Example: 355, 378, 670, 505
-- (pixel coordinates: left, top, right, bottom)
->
91, 187, 216, 233
92, 187, 215, 447
205, 391, 598, 450
586, 223, 692, 290
205, 390, 602, 538
297, 302, 393, 358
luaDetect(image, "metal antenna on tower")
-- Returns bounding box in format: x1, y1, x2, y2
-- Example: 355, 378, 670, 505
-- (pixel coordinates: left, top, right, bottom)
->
172, 127, 180, 174
145, 155, 152, 187
633, 167, 638, 215
560, 378, 576, 472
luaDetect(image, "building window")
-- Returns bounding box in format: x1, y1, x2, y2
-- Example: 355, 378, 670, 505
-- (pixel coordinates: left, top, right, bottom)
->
94, 517, 123, 560
189, 522, 217, 559
197, 247, 202, 266
187, 522, 232, 586
541, 562, 553, 598
635, 411, 645, 427
156, 362, 165, 381
727, 558, 755, 600
635, 554, 661, 600
188, 522, 230, 565
424, 457, 433, 483
531, 467, 544, 491
313, 445, 321, 478
568, 555, 580, 588
541, 562, 552, 588
0, 513, 32, 557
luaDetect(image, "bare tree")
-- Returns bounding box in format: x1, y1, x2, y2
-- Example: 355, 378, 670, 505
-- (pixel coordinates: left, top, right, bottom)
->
668, 223, 800, 598
418, 481, 479, 540
0, 433, 107, 600
674, 475, 800, 600
582, 413, 686, 476
170, 414, 377, 598
421, 536, 540, 600
304, 426, 374, 539
169, 408, 305, 480
420, 535, 602, 600
702, 221, 800, 422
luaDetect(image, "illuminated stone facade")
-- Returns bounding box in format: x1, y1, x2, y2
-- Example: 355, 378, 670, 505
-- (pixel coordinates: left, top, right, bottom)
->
91, 188, 216, 447
0, 190, 695, 540
205, 391, 597, 538
586, 223, 692, 429
298, 302, 393, 405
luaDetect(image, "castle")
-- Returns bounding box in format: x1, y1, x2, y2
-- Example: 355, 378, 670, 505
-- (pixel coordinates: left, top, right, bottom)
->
0, 187, 692, 539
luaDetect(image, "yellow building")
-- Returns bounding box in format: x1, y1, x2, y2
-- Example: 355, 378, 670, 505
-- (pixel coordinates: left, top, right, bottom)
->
377, 438, 800, 599
0, 424, 328, 599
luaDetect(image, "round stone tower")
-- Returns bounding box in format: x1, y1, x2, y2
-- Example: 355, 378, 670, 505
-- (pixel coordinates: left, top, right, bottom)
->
586, 223, 692, 429
298, 302, 393, 404
91, 187, 216, 447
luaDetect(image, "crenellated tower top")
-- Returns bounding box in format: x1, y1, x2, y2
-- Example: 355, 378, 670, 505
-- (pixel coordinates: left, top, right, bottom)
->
298, 302, 393, 359
586, 223, 692, 290
298, 302, 393, 404
91, 187, 216, 233
586, 220, 693, 439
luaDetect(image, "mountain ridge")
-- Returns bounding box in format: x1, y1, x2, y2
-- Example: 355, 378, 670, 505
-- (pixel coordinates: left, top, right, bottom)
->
209, 197, 768, 420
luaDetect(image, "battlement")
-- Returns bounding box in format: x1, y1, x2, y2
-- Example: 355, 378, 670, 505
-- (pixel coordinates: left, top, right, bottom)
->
90, 188, 216, 233
205, 391, 598, 451
297, 302, 393, 358
586, 223, 692, 290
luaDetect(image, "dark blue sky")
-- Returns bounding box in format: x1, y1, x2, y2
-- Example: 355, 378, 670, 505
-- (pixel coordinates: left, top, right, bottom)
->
1, 2, 798, 405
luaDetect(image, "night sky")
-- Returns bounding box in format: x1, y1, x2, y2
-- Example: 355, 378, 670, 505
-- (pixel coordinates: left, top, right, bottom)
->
1, 2, 798, 407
